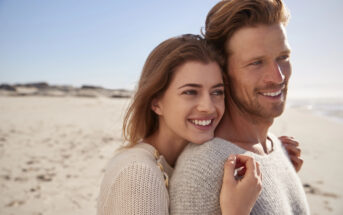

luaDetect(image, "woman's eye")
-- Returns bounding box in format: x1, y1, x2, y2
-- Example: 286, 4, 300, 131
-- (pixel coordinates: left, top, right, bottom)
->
182, 90, 197, 95
211, 89, 224, 96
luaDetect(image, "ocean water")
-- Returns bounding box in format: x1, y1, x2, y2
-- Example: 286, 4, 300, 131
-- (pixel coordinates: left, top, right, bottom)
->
287, 97, 343, 124
286, 87, 343, 123
286, 84, 343, 124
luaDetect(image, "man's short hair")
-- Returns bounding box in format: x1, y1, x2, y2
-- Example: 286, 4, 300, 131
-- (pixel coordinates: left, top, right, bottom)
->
204, 0, 290, 57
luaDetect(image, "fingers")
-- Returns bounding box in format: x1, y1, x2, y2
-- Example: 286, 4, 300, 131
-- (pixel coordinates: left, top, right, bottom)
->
227, 154, 263, 184
283, 143, 301, 157
255, 161, 261, 179
236, 167, 246, 177
222, 154, 237, 185
255, 161, 262, 188
279, 135, 294, 140
279, 136, 304, 172
289, 155, 304, 172
220, 154, 262, 215
279, 136, 299, 147
235, 154, 257, 178
235, 155, 262, 194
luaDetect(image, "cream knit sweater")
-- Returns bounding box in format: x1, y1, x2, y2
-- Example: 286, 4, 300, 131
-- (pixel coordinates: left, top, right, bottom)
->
169, 134, 310, 215
97, 143, 173, 215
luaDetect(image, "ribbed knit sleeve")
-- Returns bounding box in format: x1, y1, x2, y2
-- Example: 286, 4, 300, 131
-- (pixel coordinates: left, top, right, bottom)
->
98, 162, 169, 215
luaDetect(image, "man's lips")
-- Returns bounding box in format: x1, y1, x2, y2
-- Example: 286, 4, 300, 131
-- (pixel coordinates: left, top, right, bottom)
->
261, 89, 282, 97
259, 85, 285, 98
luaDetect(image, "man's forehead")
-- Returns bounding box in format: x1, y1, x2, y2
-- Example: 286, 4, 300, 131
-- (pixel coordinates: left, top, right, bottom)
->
226, 24, 290, 59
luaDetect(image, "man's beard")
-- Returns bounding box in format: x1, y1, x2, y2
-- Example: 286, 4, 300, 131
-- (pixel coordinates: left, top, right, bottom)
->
229, 83, 288, 120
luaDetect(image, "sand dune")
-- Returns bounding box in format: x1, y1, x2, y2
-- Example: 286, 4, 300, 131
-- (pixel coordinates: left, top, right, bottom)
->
0, 96, 342, 214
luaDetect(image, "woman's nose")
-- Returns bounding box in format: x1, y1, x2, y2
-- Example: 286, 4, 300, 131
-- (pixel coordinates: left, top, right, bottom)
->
196, 94, 215, 113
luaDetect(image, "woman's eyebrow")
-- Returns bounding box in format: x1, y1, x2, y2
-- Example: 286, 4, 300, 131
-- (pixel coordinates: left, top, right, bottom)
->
178, 83, 201, 89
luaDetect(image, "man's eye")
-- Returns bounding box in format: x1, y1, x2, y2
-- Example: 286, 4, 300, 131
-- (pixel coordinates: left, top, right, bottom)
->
182, 90, 197, 95
278, 55, 290, 61
250, 60, 262, 66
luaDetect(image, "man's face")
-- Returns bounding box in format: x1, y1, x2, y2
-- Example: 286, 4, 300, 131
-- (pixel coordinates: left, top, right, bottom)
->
226, 23, 291, 120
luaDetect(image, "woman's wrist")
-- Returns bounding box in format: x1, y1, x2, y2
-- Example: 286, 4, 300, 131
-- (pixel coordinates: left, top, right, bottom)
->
221, 206, 251, 215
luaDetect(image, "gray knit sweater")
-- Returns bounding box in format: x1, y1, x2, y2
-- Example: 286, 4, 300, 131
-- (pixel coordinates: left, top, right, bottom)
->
169, 134, 310, 215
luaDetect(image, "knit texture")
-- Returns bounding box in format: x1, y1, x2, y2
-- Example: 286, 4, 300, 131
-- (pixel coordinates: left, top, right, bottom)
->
97, 143, 173, 215
169, 134, 310, 215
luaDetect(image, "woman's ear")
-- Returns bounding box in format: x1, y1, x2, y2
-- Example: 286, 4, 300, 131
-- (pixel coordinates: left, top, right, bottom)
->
151, 98, 163, 115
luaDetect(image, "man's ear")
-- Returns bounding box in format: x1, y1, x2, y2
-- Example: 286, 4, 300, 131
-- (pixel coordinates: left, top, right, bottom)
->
151, 98, 163, 115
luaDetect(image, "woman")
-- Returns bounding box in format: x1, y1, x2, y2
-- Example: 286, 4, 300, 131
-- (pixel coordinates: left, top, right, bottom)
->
97, 34, 301, 215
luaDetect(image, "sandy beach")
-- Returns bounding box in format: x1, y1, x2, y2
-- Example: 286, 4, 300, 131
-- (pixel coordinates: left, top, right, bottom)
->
0, 96, 342, 215
271, 105, 343, 214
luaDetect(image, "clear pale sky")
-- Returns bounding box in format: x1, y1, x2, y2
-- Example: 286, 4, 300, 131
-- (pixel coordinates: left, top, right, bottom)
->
0, 0, 342, 98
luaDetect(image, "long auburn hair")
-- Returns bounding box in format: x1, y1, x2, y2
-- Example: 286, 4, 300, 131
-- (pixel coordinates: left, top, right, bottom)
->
122, 34, 225, 147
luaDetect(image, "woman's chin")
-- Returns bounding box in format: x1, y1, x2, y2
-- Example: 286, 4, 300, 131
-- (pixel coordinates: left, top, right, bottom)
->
190, 135, 214, 145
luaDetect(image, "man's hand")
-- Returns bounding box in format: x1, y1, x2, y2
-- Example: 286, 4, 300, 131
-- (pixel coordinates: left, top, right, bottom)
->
279, 136, 303, 172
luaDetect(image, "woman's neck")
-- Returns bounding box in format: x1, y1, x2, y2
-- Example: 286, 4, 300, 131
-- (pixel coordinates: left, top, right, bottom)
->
144, 129, 188, 167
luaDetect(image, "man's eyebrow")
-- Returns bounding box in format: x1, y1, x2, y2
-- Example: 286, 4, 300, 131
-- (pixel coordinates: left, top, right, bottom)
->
280, 49, 291, 55
244, 49, 292, 65
243, 56, 263, 65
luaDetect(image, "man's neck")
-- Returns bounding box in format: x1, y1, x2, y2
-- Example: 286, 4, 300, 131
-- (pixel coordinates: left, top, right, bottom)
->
215, 105, 274, 155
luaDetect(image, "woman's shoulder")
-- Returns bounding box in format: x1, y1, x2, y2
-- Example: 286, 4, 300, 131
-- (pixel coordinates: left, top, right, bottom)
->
97, 143, 169, 214
99, 143, 167, 199
105, 143, 160, 178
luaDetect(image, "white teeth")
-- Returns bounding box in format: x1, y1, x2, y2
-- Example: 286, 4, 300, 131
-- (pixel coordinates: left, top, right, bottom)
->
262, 90, 282, 97
191, 119, 212, 126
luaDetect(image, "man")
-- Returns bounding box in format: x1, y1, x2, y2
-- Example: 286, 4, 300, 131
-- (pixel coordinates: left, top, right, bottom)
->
169, 0, 310, 214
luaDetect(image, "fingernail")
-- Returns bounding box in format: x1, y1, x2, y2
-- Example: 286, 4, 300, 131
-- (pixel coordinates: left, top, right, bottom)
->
228, 154, 236, 162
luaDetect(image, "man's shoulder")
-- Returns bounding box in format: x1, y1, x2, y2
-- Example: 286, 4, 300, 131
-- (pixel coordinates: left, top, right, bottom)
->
179, 138, 243, 162
169, 138, 237, 215
187, 137, 240, 152
173, 138, 243, 177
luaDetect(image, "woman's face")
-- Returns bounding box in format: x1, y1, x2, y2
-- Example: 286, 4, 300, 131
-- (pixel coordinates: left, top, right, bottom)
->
153, 61, 225, 145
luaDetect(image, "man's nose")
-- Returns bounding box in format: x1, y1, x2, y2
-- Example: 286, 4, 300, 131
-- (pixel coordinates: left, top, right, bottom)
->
264, 62, 285, 84
197, 94, 216, 113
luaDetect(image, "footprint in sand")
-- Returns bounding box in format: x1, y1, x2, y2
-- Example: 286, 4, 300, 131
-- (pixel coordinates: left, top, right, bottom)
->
36, 173, 55, 182
102, 136, 114, 143
303, 183, 339, 198
29, 185, 41, 193
5, 199, 25, 207
1, 174, 11, 180
14, 176, 28, 182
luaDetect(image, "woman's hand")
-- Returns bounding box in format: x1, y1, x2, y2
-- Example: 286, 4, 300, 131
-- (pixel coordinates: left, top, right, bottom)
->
279, 136, 303, 172
220, 154, 262, 215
